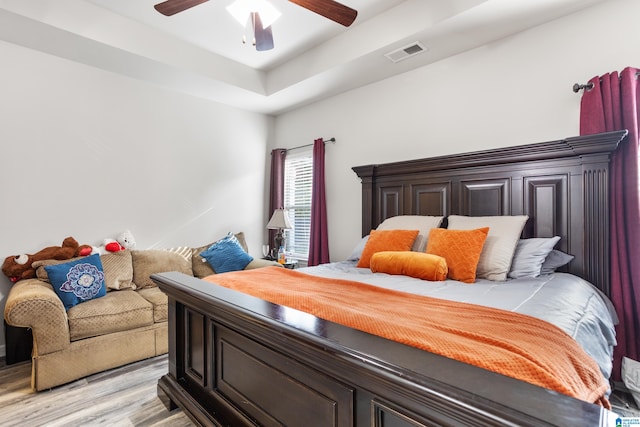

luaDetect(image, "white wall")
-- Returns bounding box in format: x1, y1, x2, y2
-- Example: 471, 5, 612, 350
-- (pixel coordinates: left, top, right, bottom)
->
0, 40, 273, 354
2, 0, 638, 358
273, 0, 640, 262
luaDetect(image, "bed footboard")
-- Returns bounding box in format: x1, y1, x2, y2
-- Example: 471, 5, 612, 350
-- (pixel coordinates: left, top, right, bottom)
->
152, 272, 608, 427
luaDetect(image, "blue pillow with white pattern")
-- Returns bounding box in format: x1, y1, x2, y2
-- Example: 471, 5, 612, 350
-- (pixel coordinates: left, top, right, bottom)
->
45, 254, 107, 310
199, 233, 253, 274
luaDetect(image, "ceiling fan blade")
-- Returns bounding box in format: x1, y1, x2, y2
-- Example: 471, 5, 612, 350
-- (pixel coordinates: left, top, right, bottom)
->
288, 0, 357, 27
154, 0, 209, 16
252, 12, 274, 51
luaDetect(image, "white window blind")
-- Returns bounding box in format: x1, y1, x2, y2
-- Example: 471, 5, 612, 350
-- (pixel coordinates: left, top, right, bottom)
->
283, 151, 313, 260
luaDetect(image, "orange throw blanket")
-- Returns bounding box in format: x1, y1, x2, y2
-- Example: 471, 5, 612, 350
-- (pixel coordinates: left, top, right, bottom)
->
204, 267, 610, 407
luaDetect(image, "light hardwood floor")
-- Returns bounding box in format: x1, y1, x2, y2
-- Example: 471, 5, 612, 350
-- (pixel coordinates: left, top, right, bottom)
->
2, 354, 638, 425
0, 355, 194, 426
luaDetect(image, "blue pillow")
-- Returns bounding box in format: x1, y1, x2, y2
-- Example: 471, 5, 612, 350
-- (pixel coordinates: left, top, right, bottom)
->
199, 233, 253, 274
44, 254, 107, 310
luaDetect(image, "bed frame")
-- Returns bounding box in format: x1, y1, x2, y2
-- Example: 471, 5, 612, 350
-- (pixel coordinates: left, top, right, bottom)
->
152, 130, 627, 427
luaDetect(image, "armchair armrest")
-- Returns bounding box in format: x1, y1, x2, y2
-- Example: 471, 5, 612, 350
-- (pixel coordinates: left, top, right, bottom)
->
244, 259, 283, 270
4, 279, 70, 355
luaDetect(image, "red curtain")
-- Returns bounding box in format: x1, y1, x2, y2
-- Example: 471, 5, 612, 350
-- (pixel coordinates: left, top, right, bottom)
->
268, 149, 287, 254
579, 67, 640, 380
308, 138, 330, 266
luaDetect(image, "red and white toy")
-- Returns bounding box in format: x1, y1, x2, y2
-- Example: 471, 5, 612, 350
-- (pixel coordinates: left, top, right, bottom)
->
96, 230, 136, 254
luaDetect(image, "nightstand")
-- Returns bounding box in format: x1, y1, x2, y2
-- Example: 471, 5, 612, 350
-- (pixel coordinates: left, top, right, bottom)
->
282, 260, 298, 269
263, 257, 297, 269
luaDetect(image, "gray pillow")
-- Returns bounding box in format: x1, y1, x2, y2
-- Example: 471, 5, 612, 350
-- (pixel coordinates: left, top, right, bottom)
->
508, 236, 560, 279
540, 249, 574, 275
347, 235, 369, 261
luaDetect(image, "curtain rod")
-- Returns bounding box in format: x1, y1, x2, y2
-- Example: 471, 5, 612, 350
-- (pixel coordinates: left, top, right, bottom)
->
572, 82, 594, 93
573, 71, 640, 93
286, 137, 336, 152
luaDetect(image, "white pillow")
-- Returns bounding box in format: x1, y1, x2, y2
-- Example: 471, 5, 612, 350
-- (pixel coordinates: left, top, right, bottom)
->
377, 215, 444, 252
446, 215, 528, 281
508, 236, 560, 279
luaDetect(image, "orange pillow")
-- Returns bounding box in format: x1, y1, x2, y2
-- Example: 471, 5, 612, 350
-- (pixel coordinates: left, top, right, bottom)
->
356, 229, 419, 268
370, 251, 448, 281
425, 227, 489, 283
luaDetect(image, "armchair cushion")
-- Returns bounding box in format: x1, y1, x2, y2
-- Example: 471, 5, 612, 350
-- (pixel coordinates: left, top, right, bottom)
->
137, 287, 168, 323
192, 243, 216, 278
67, 289, 153, 341
131, 250, 192, 289
34, 250, 135, 291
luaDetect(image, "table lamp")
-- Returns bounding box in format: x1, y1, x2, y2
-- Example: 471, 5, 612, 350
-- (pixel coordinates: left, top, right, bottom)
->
267, 208, 292, 252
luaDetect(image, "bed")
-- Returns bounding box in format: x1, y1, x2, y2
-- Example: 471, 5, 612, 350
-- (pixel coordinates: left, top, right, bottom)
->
152, 130, 627, 427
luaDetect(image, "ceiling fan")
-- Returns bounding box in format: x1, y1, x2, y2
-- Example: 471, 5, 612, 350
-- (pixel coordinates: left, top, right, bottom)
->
153, 0, 358, 51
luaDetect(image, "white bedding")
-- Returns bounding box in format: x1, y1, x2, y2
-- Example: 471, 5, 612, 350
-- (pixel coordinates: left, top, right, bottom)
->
298, 261, 618, 380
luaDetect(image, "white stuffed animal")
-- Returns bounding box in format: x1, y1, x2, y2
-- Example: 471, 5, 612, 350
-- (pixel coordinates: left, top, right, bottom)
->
117, 230, 136, 250
94, 230, 136, 255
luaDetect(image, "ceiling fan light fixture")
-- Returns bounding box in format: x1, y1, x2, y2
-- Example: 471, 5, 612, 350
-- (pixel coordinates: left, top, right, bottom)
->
227, 0, 281, 28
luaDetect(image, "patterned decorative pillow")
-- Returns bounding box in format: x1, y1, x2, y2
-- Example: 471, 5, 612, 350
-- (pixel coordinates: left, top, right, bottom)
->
446, 215, 528, 281
44, 254, 106, 310
356, 229, 420, 268
199, 233, 254, 274
370, 251, 448, 281
426, 227, 489, 283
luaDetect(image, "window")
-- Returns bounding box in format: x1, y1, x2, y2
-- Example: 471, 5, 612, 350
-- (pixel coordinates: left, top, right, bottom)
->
283, 150, 313, 260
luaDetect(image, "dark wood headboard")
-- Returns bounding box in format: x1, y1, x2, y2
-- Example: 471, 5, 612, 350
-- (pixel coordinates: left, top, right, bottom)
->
353, 130, 628, 296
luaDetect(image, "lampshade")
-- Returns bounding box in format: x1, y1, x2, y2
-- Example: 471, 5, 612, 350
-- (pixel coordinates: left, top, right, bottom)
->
267, 209, 292, 230
227, 0, 281, 29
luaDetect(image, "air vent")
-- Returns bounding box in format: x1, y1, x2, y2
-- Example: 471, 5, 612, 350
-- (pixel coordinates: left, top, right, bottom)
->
384, 42, 427, 63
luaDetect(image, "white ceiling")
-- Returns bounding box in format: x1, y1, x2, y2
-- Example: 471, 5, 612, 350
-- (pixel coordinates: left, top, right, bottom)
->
0, 0, 607, 115
89, 0, 407, 71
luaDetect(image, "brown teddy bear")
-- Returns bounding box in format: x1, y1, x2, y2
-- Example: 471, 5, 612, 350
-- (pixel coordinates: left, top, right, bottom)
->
1, 237, 92, 283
